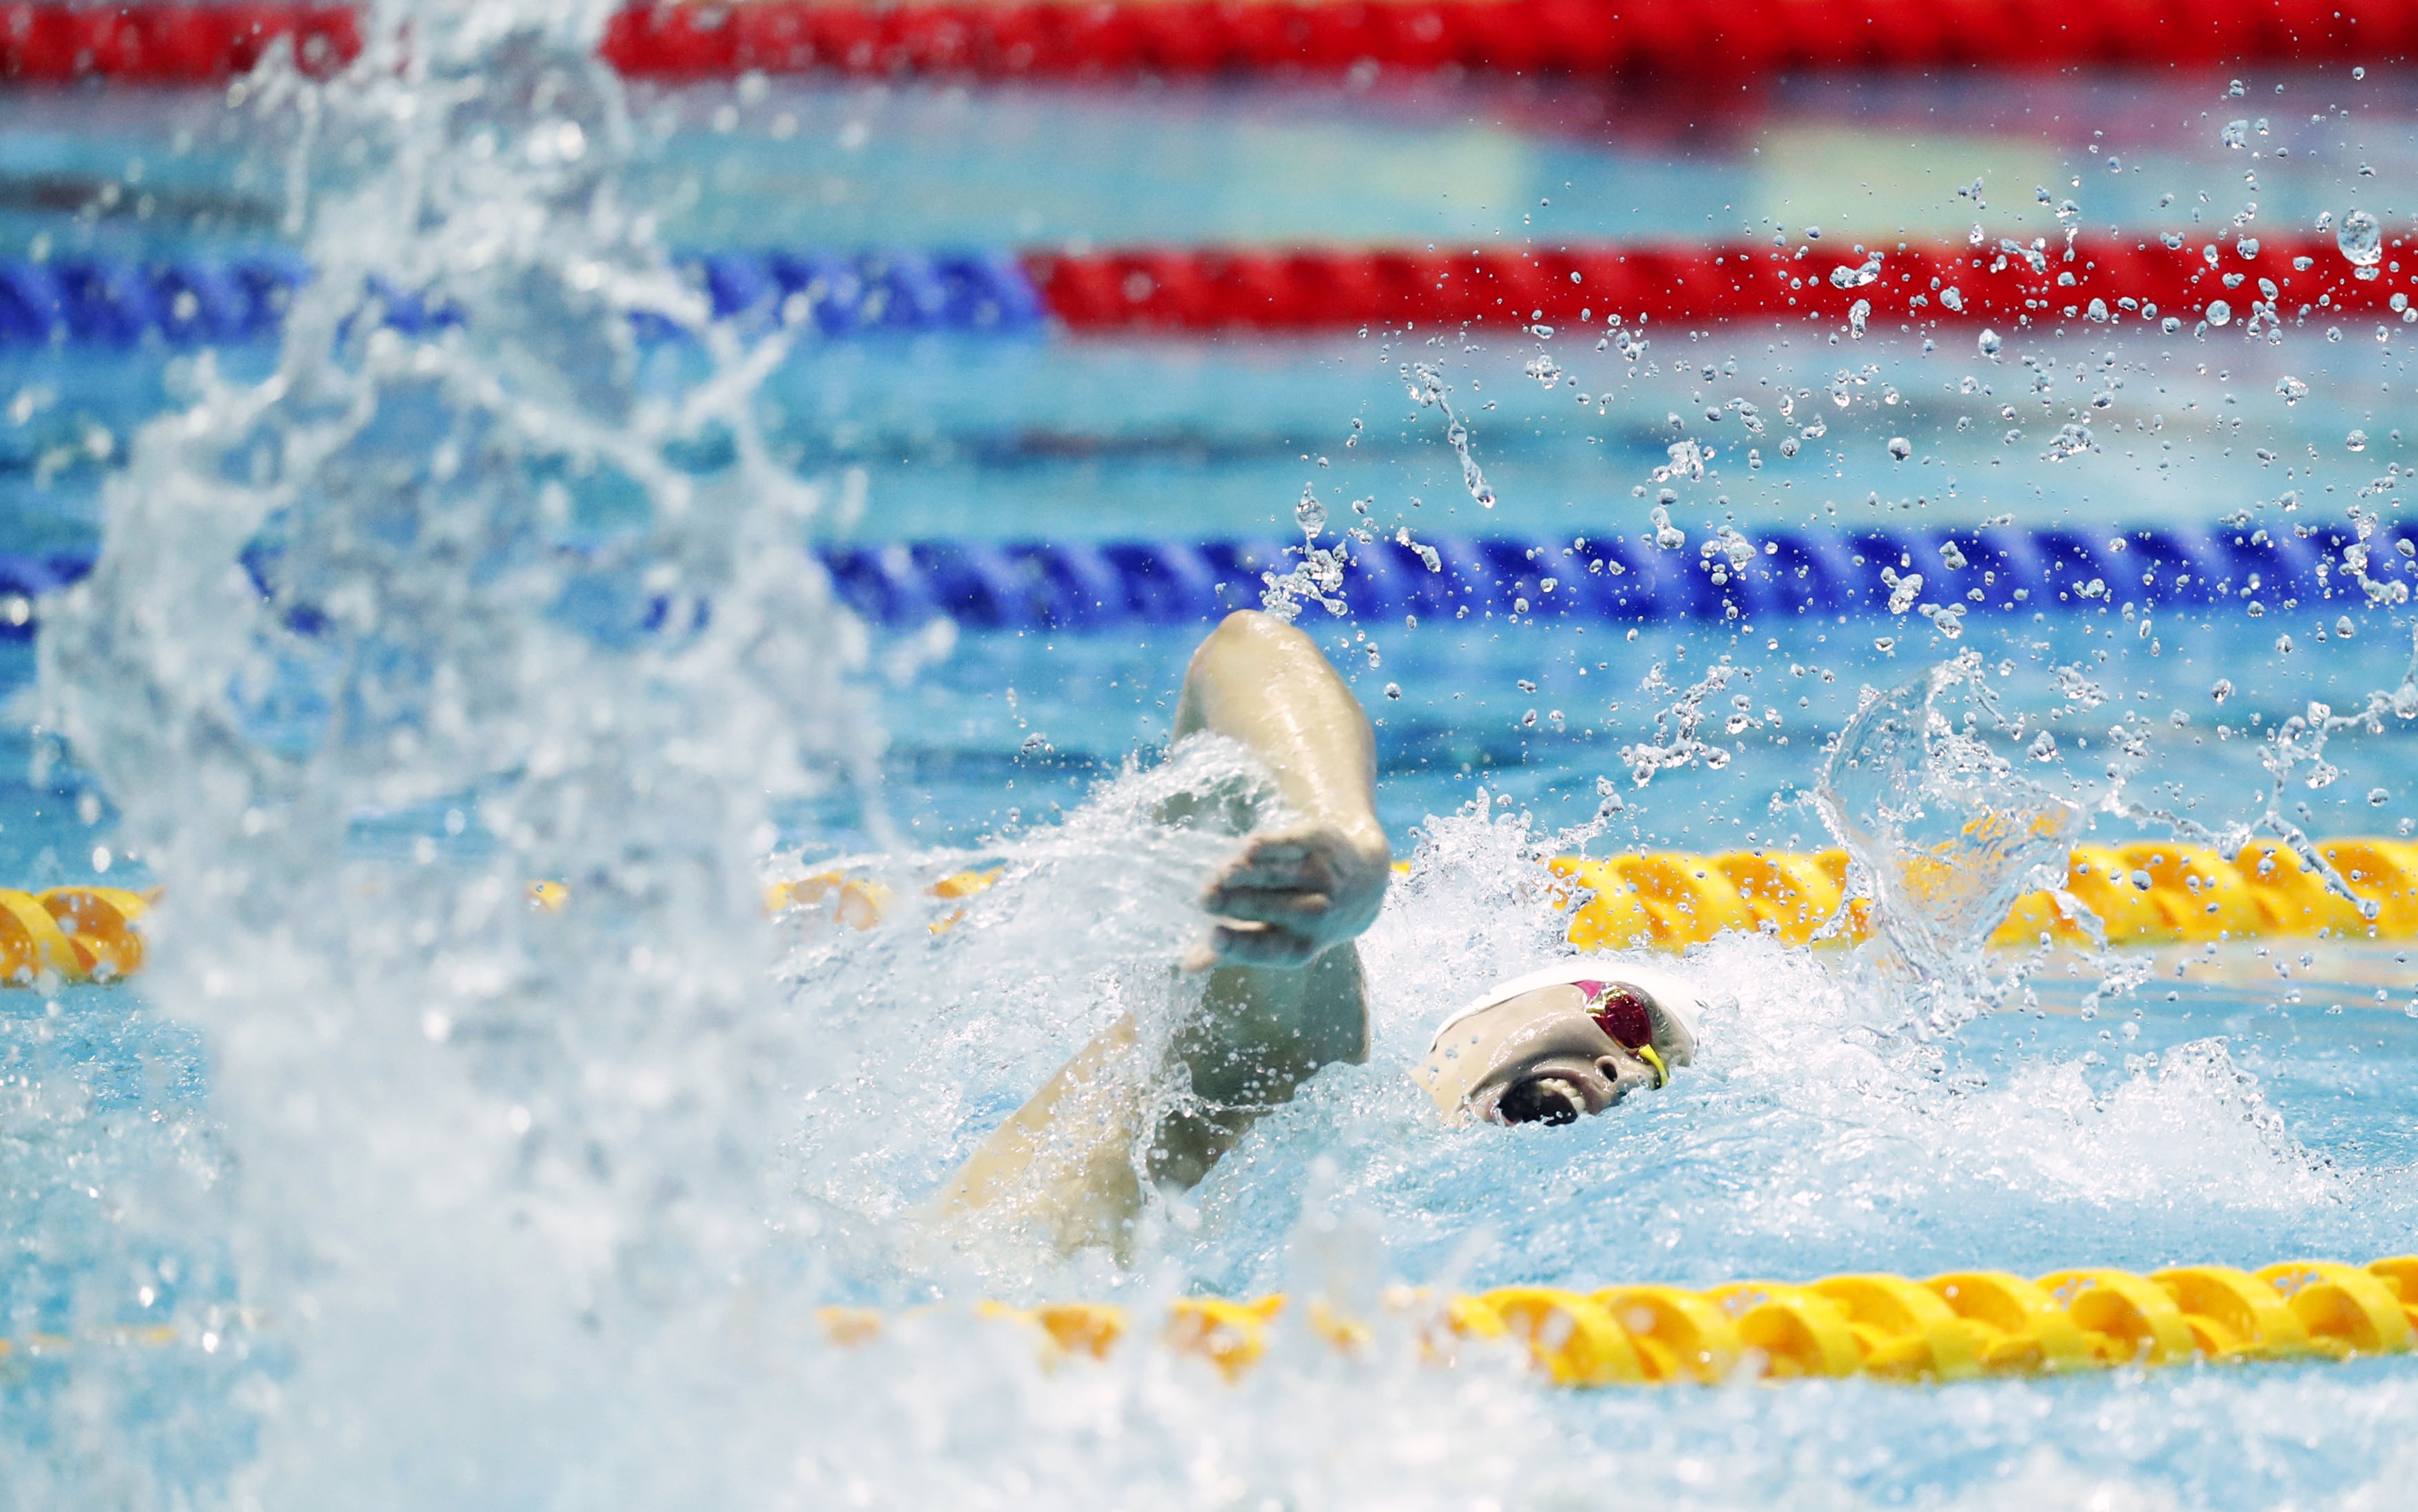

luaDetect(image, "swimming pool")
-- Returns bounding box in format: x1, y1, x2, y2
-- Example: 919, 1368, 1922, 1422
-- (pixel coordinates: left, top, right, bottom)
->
1, 6, 2417, 1507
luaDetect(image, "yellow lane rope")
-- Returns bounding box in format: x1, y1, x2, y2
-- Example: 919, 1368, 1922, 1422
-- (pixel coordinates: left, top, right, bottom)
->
28, 1260, 2416, 1386
10, 838, 2417, 984
1548, 835, 2418, 952
762, 834, 2418, 953
822, 1257, 2418, 1387
0, 886, 152, 986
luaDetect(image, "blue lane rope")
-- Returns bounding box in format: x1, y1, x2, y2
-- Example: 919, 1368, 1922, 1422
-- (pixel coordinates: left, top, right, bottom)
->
815, 525, 2404, 629
0, 249, 1044, 347
3, 523, 2401, 641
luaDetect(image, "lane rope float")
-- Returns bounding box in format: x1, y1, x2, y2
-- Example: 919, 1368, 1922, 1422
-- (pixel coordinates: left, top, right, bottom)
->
8, 515, 2415, 643
7, 0, 2409, 86
0, 886, 153, 986
0, 248, 1040, 349
820, 1254, 2418, 1386
17, 836, 2417, 987
593, 0, 2418, 83
18, 1258, 2414, 1387
1548, 835, 2418, 952
1017, 232, 2416, 334
0, 233, 2406, 350
763, 836, 2418, 953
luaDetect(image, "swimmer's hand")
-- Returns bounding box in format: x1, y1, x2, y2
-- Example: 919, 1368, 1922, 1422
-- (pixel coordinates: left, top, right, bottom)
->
1183, 822, 1391, 972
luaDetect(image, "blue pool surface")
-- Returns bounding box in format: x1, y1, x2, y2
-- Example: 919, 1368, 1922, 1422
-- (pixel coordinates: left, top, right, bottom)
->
1, 53, 2417, 1512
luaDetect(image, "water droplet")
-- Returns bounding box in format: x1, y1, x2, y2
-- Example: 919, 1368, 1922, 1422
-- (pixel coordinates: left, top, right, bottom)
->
2370, 786, 2390, 805
1887, 437, 1912, 460
2348, 428, 2368, 451
1977, 327, 2001, 356
2206, 300, 2233, 326
2220, 118, 2250, 149
2211, 679, 2233, 702
2337, 209, 2383, 267
2355, 65, 2367, 79
2276, 374, 2308, 403
2338, 615, 2358, 638
1383, 682, 1402, 700
2237, 238, 2260, 258
1295, 488, 1326, 537
2028, 730, 2058, 761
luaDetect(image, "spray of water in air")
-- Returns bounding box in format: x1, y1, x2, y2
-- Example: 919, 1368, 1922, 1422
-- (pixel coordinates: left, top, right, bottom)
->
35, 0, 891, 1496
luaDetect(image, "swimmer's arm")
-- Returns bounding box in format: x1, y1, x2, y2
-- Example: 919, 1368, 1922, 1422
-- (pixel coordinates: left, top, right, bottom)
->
935, 611, 1385, 1259
933, 1018, 1147, 1258
932, 952, 1367, 1260
1174, 610, 1391, 971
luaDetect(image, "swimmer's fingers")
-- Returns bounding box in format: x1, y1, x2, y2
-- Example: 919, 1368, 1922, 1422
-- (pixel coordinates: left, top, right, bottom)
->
1202, 836, 1328, 899
1181, 921, 1320, 973
1197, 825, 1389, 964
1199, 883, 1334, 925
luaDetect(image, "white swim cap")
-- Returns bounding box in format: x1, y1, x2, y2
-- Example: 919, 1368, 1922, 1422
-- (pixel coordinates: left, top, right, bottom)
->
1425, 960, 1702, 1057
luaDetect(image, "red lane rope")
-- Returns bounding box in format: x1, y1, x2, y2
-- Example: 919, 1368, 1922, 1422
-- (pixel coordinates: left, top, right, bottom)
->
1020, 233, 2417, 333
2, 0, 2408, 85
0, 3, 356, 82
597, 0, 2414, 79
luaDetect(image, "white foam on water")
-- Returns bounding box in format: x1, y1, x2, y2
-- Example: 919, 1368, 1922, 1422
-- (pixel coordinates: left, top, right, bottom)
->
1125, 798, 2402, 1303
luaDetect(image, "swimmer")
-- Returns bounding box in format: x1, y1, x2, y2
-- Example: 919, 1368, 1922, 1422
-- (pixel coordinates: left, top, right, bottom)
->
939, 610, 1697, 1259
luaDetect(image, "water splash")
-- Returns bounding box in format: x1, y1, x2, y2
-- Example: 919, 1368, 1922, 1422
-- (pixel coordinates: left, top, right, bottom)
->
1618, 658, 1755, 784
34, 0, 883, 1497
1257, 485, 1351, 622
1400, 363, 1494, 509
1814, 654, 2090, 1034
2119, 624, 2418, 915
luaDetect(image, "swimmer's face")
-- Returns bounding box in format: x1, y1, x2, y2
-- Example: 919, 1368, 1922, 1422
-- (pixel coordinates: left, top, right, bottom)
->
1416, 985, 1659, 1128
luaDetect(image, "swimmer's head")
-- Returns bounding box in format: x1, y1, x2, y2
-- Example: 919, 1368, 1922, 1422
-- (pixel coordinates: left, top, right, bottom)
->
1413, 966, 1700, 1128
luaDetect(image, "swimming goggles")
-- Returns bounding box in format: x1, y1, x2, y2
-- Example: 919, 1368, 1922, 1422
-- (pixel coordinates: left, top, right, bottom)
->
1570, 979, 1668, 1089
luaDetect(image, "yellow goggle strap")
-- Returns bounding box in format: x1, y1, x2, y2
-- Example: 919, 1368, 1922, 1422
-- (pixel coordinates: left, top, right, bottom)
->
1633, 1043, 1669, 1091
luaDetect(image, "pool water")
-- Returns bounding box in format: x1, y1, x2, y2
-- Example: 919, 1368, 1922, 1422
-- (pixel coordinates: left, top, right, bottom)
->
1, 10, 2417, 1509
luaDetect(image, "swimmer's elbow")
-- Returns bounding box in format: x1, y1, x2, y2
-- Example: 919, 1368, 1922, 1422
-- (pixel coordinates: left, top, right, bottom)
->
1212, 607, 1286, 638
1196, 609, 1307, 667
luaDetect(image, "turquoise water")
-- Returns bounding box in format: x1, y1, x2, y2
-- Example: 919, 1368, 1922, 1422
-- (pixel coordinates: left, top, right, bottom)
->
2, 34, 2418, 1512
